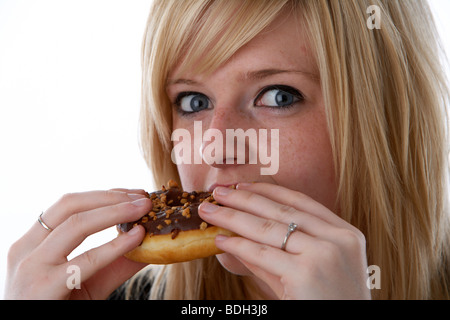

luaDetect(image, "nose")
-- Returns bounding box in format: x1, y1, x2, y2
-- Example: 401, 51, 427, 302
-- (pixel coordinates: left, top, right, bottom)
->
206, 106, 237, 133
199, 107, 257, 168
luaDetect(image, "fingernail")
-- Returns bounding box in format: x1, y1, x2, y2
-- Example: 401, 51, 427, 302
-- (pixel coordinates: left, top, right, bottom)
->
214, 186, 233, 196
128, 193, 145, 200
215, 234, 229, 242
200, 201, 219, 213
127, 225, 141, 236
236, 182, 252, 189
131, 198, 149, 207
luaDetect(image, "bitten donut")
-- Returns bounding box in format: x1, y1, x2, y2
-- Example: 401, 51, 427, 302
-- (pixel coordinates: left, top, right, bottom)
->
117, 180, 235, 264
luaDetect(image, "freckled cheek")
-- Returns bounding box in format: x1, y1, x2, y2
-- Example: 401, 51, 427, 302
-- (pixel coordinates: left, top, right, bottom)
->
276, 129, 337, 209
277, 133, 309, 177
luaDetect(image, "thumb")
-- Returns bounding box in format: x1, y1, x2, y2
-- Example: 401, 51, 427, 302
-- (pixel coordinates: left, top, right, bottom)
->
80, 256, 148, 299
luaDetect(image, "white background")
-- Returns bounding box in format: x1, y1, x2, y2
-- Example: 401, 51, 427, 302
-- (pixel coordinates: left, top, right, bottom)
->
0, 0, 449, 299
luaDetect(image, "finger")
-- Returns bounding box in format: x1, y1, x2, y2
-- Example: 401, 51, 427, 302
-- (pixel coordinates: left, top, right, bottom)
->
213, 186, 366, 262
23, 190, 148, 252
110, 188, 148, 195
236, 258, 284, 299
37, 198, 151, 263
212, 186, 338, 239
235, 182, 345, 227
199, 201, 313, 253
63, 225, 146, 291
42, 190, 149, 231
79, 256, 147, 300
214, 235, 291, 278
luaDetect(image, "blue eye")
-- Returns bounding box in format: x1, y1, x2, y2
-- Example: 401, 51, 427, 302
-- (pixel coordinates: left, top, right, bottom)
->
255, 85, 303, 108
175, 92, 210, 113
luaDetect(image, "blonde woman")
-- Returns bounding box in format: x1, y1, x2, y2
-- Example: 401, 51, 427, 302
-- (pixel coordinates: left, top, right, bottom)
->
6, 0, 450, 300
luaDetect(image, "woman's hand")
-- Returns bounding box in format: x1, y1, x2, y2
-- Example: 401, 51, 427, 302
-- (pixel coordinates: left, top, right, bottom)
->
199, 182, 371, 300
5, 189, 151, 300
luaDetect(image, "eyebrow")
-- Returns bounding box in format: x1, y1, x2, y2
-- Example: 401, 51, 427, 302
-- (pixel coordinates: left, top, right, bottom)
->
167, 78, 200, 86
245, 68, 318, 81
166, 68, 319, 87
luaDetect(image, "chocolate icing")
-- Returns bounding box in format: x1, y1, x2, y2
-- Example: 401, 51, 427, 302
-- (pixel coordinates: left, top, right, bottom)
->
117, 181, 218, 239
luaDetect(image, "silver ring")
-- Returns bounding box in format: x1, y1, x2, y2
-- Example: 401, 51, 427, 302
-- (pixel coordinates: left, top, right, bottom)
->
281, 222, 298, 251
38, 212, 53, 232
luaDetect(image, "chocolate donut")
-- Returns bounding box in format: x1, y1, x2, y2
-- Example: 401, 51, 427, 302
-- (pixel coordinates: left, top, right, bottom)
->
117, 180, 234, 264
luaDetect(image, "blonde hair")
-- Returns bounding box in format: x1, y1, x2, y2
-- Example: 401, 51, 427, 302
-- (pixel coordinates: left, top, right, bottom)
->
135, 0, 450, 299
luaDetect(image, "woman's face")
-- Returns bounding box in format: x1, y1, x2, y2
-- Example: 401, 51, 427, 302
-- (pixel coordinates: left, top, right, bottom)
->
167, 12, 338, 275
